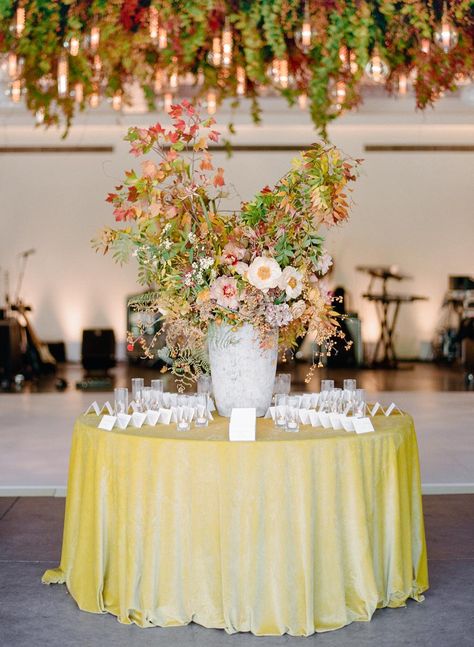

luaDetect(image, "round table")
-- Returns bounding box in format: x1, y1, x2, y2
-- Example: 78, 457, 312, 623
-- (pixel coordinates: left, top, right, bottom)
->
43, 413, 428, 636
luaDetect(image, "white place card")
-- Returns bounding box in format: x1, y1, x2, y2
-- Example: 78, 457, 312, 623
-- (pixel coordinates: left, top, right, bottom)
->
318, 411, 332, 429
369, 402, 384, 416
100, 401, 114, 415
329, 412, 343, 430
84, 401, 101, 415
311, 393, 320, 408
229, 407, 256, 441
299, 408, 310, 425
145, 410, 160, 426
385, 403, 402, 416
353, 417, 375, 434
98, 415, 116, 431
131, 412, 147, 428
116, 413, 131, 429
309, 410, 321, 427
343, 402, 352, 416
340, 415, 355, 432
158, 408, 172, 424
129, 401, 140, 413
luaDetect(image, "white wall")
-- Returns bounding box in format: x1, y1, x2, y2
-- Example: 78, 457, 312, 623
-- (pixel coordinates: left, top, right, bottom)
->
0, 98, 473, 360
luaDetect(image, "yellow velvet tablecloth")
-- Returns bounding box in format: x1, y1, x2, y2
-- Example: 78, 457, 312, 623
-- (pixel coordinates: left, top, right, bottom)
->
43, 413, 428, 636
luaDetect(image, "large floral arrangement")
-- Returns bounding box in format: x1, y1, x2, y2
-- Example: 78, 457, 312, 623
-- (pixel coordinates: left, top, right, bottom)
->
96, 100, 360, 387
1, 1, 473, 135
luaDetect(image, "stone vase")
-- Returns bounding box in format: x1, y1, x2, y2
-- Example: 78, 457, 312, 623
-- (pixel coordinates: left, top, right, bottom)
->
208, 323, 278, 418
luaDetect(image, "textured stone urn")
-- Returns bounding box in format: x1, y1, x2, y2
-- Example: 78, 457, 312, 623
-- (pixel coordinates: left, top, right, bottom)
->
208, 323, 278, 418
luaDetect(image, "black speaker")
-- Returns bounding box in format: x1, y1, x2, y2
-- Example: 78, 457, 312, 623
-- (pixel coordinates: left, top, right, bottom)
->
81, 329, 116, 372
0, 318, 23, 379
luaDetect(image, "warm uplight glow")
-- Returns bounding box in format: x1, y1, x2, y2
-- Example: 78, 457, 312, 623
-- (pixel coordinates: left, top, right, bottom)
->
398, 73, 408, 95
158, 27, 167, 50
269, 58, 292, 89
207, 90, 217, 115
236, 66, 246, 96
89, 89, 100, 108
154, 68, 164, 94
420, 38, 431, 54
210, 37, 222, 67
7, 52, 17, 79
222, 19, 233, 67
90, 26, 100, 52
13, 7, 25, 37
57, 54, 68, 98
365, 47, 389, 83
112, 91, 122, 111
11, 79, 21, 102
69, 36, 80, 56
298, 92, 307, 110
163, 92, 173, 112
149, 6, 159, 40
74, 82, 83, 103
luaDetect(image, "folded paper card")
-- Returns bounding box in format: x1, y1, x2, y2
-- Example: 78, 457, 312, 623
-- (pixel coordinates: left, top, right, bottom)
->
98, 415, 116, 431
85, 401, 101, 415
158, 408, 172, 425
340, 415, 355, 432
352, 417, 375, 434
318, 411, 332, 429
229, 408, 256, 441
298, 408, 310, 425
116, 413, 131, 429
131, 412, 147, 428
145, 410, 160, 426
385, 403, 402, 416
369, 402, 384, 416
329, 412, 343, 430
309, 410, 321, 427
100, 401, 114, 415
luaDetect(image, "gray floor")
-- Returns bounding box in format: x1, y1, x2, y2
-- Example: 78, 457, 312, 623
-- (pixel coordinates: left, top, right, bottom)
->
0, 497, 473, 646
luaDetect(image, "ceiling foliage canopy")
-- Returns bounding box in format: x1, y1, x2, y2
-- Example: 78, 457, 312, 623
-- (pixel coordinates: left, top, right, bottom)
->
0, 0, 473, 135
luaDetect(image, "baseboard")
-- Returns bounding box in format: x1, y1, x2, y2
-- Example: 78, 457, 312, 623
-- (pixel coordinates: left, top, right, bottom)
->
0, 486, 67, 497
421, 483, 474, 494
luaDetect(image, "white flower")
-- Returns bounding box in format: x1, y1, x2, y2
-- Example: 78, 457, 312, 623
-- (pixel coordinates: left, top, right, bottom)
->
265, 303, 293, 327
210, 276, 240, 310
315, 250, 333, 275
279, 266, 303, 299
247, 256, 281, 291
235, 261, 248, 277
221, 242, 246, 266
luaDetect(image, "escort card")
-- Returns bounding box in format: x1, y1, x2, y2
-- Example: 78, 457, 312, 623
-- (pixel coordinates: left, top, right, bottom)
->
385, 403, 402, 416
309, 410, 321, 427
299, 408, 310, 425
158, 408, 172, 424
129, 401, 140, 413
131, 412, 147, 428
84, 401, 101, 415
145, 410, 160, 426
98, 415, 116, 431
311, 393, 320, 408
229, 407, 256, 441
100, 401, 114, 415
329, 412, 343, 430
340, 415, 355, 432
318, 411, 332, 429
352, 417, 375, 434
116, 413, 131, 429
369, 402, 383, 416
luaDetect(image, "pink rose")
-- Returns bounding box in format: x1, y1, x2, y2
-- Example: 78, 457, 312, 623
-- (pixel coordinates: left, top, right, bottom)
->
210, 276, 240, 310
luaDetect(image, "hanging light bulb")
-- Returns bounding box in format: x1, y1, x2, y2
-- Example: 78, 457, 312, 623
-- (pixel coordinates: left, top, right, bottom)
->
434, 3, 458, 53
89, 89, 100, 108
158, 27, 168, 50
10, 79, 22, 102
364, 46, 389, 83
57, 54, 69, 98
149, 6, 159, 41
7, 52, 17, 79
298, 92, 308, 110
294, 2, 315, 53
339, 46, 358, 74
12, 6, 26, 38
35, 107, 45, 124
208, 37, 222, 67
206, 90, 217, 115
236, 66, 246, 96
74, 82, 84, 103
64, 36, 80, 56
112, 91, 122, 111
268, 58, 294, 89
420, 38, 431, 54
397, 73, 408, 96
222, 19, 233, 68
329, 80, 346, 110
90, 26, 100, 52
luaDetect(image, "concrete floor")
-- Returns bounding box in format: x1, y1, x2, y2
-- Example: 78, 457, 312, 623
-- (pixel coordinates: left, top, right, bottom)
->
0, 495, 473, 646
